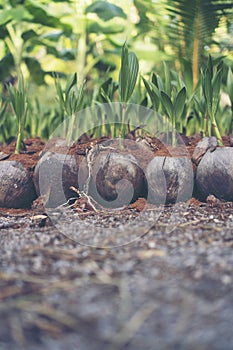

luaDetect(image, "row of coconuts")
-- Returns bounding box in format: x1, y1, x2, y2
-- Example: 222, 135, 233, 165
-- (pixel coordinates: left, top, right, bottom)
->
0, 136, 232, 209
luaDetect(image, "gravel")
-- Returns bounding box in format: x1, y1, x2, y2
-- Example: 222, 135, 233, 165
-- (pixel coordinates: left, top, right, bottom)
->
0, 201, 232, 350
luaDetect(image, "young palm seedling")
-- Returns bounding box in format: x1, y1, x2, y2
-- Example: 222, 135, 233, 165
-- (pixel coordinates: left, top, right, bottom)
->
7, 73, 28, 154
95, 44, 139, 139
96, 76, 119, 138
160, 86, 187, 145
226, 67, 233, 133
54, 73, 86, 144
0, 99, 8, 142
143, 65, 187, 145
201, 55, 223, 145
118, 42, 139, 138
192, 80, 207, 136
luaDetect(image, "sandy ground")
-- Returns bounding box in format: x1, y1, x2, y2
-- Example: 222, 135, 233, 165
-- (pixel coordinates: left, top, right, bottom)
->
0, 201, 232, 350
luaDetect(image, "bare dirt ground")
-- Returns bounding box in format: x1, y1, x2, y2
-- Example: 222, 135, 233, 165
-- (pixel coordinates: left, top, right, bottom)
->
0, 200, 232, 350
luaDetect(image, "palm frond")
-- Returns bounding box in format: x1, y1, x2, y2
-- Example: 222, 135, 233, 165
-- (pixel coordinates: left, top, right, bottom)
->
166, 0, 233, 87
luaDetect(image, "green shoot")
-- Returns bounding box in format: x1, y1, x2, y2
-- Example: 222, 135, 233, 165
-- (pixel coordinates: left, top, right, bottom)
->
8, 73, 28, 154
0, 99, 9, 143
160, 86, 187, 145
98, 77, 118, 104
142, 75, 160, 111
96, 77, 118, 137
119, 43, 139, 103
226, 67, 233, 133
0, 100, 8, 129
143, 66, 187, 141
54, 73, 86, 144
118, 43, 139, 137
201, 55, 223, 145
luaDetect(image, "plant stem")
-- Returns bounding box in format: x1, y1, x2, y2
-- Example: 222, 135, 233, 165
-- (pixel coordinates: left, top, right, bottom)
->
66, 113, 75, 146
230, 105, 233, 134
172, 115, 176, 146
203, 114, 208, 137
101, 112, 107, 137
120, 104, 127, 138
110, 123, 115, 138
15, 126, 23, 154
211, 117, 223, 146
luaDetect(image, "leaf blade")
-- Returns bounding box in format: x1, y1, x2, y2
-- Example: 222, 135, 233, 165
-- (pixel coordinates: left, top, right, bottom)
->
174, 86, 187, 119
160, 91, 173, 119
126, 51, 139, 102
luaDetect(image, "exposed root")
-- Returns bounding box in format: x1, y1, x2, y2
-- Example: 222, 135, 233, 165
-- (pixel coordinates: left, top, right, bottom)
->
70, 186, 99, 212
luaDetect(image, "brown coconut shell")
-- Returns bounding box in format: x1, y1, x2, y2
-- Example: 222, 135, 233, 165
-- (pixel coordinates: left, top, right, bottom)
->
146, 156, 194, 204
196, 147, 233, 201
0, 161, 36, 208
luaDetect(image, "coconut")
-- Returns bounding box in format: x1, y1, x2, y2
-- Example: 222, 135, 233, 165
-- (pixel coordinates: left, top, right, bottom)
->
196, 147, 233, 201
146, 156, 193, 204
0, 161, 36, 208
89, 149, 147, 208
34, 151, 87, 208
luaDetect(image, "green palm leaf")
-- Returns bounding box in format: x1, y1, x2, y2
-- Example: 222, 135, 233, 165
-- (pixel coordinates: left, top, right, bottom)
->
160, 91, 173, 119
174, 86, 187, 119
166, 0, 233, 87
127, 52, 139, 102
119, 43, 139, 103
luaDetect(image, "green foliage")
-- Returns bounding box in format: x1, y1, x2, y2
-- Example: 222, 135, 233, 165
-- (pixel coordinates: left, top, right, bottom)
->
142, 55, 232, 142
0, 0, 232, 147
7, 73, 28, 153
226, 67, 233, 108
97, 77, 118, 104
55, 73, 86, 117
24, 0, 71, 32
85, 1, 127, 21
174, 87, 187, 121
119, 43, 139, 103
118, 43, 139, 138
201, 55, 223, 144
54, 72, 86, 144
141, 76, 160, 111
166, 0, 233, 86
225, 67, 233, 133
160, 87, 187, 144
0, 99, 9, 143
143, 63, 187, 139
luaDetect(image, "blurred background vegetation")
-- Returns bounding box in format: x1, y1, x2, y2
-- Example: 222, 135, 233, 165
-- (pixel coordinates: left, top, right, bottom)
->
0, 0, 232, 143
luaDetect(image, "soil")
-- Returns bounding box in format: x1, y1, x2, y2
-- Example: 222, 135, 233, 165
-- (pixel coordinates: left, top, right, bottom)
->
0, 135, 233, 349
1, 134, 232, 170
0, 137, 45, 172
